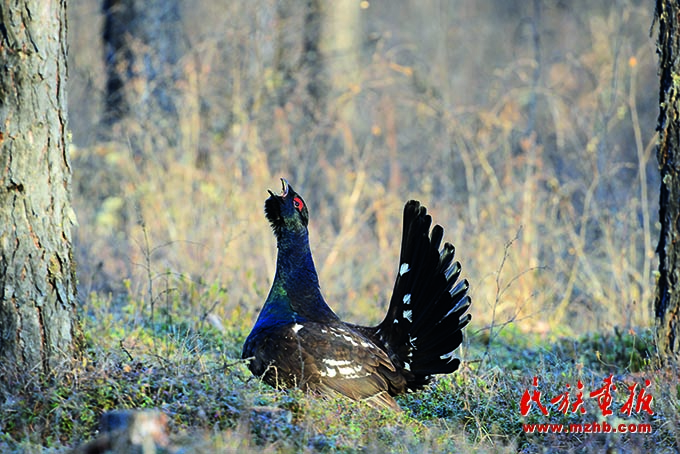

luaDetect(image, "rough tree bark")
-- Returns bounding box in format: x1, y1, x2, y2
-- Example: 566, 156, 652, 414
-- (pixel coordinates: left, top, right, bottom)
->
654, 0, 680, 363
0, 0, 80, 381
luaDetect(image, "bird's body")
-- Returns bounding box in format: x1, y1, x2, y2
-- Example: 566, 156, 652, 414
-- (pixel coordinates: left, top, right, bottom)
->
242, 179, 471, 409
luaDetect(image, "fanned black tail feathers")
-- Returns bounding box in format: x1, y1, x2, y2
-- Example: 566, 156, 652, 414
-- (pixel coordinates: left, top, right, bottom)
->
376, 200, 471, 390
245, 182, 472, 409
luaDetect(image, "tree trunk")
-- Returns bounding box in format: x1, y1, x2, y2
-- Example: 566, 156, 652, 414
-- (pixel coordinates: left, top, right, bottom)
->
0, 0, 80, 381
654, 0, 680, 363
302, 0, 326, 117
322, 0, 361, 123
274, 0, 361, 121
101, 0, 186, 156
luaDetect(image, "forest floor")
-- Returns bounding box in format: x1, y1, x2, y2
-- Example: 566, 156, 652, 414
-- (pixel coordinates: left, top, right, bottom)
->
0, 294, 676, 453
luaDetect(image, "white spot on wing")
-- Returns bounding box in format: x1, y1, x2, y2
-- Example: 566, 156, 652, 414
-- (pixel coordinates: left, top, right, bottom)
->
403, 309, 413, 322
292, 323, 304, 333
399, 263, 410, 276
321, 359, 364, 378
328, 327, 360, 346
403, 294, 411, 305
403, 362, 411, 371
342, 334, 359, 346
337, 365, 363, 378
323, 359, 351, 367
320, 367, 337, 378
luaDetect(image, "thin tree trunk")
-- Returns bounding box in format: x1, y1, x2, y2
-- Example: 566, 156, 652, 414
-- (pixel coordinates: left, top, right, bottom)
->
654, 0, 680, 363
101, 0, 185, 156
0, 0, 80, 380
302, 0, 326, 117
322, 0, 361, 123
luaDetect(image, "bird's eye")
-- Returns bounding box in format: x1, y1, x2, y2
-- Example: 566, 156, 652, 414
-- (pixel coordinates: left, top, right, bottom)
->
293, 196, 304, 212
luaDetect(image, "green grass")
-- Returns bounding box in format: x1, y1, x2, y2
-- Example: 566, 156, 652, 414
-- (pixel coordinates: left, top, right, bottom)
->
0, 284, 676, 453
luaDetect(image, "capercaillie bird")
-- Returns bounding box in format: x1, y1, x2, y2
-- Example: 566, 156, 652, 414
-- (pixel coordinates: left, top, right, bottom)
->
242, 179, 471, 409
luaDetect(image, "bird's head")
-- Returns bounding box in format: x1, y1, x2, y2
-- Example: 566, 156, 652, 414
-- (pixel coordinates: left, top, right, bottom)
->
265, 178, 309, 238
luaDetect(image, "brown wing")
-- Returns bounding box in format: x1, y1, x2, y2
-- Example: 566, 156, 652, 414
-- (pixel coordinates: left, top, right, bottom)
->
298, 323, 406, 409
245, 321, 405, 409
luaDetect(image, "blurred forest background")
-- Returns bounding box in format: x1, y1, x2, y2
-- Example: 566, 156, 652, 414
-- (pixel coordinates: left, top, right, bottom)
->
67, 0, 658, 339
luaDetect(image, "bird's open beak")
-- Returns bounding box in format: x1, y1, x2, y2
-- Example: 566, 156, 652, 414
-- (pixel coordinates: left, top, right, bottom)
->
267, 178, 290, 198
280, 178, 289, 197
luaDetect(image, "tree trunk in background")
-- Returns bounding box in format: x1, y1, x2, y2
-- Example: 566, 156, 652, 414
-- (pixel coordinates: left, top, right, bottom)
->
274, 0, 303, 108
322, 0, 361, 124
301, 0, 326, 118
0, 0, 80, 382
274, 0, 361, 123
101, 0, 186, 157
654, 0, 680, 364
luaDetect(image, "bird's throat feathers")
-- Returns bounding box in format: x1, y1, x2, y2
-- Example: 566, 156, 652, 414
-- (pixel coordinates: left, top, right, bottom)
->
273, 236, 321, 297
262, 235, 339, 323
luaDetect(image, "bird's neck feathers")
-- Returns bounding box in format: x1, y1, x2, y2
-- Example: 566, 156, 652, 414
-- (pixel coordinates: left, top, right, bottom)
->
259, 229, 338, 324
274, 229, 320, 290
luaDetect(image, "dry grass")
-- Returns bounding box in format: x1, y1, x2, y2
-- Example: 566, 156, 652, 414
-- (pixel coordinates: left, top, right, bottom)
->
67, 0, 659, 336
